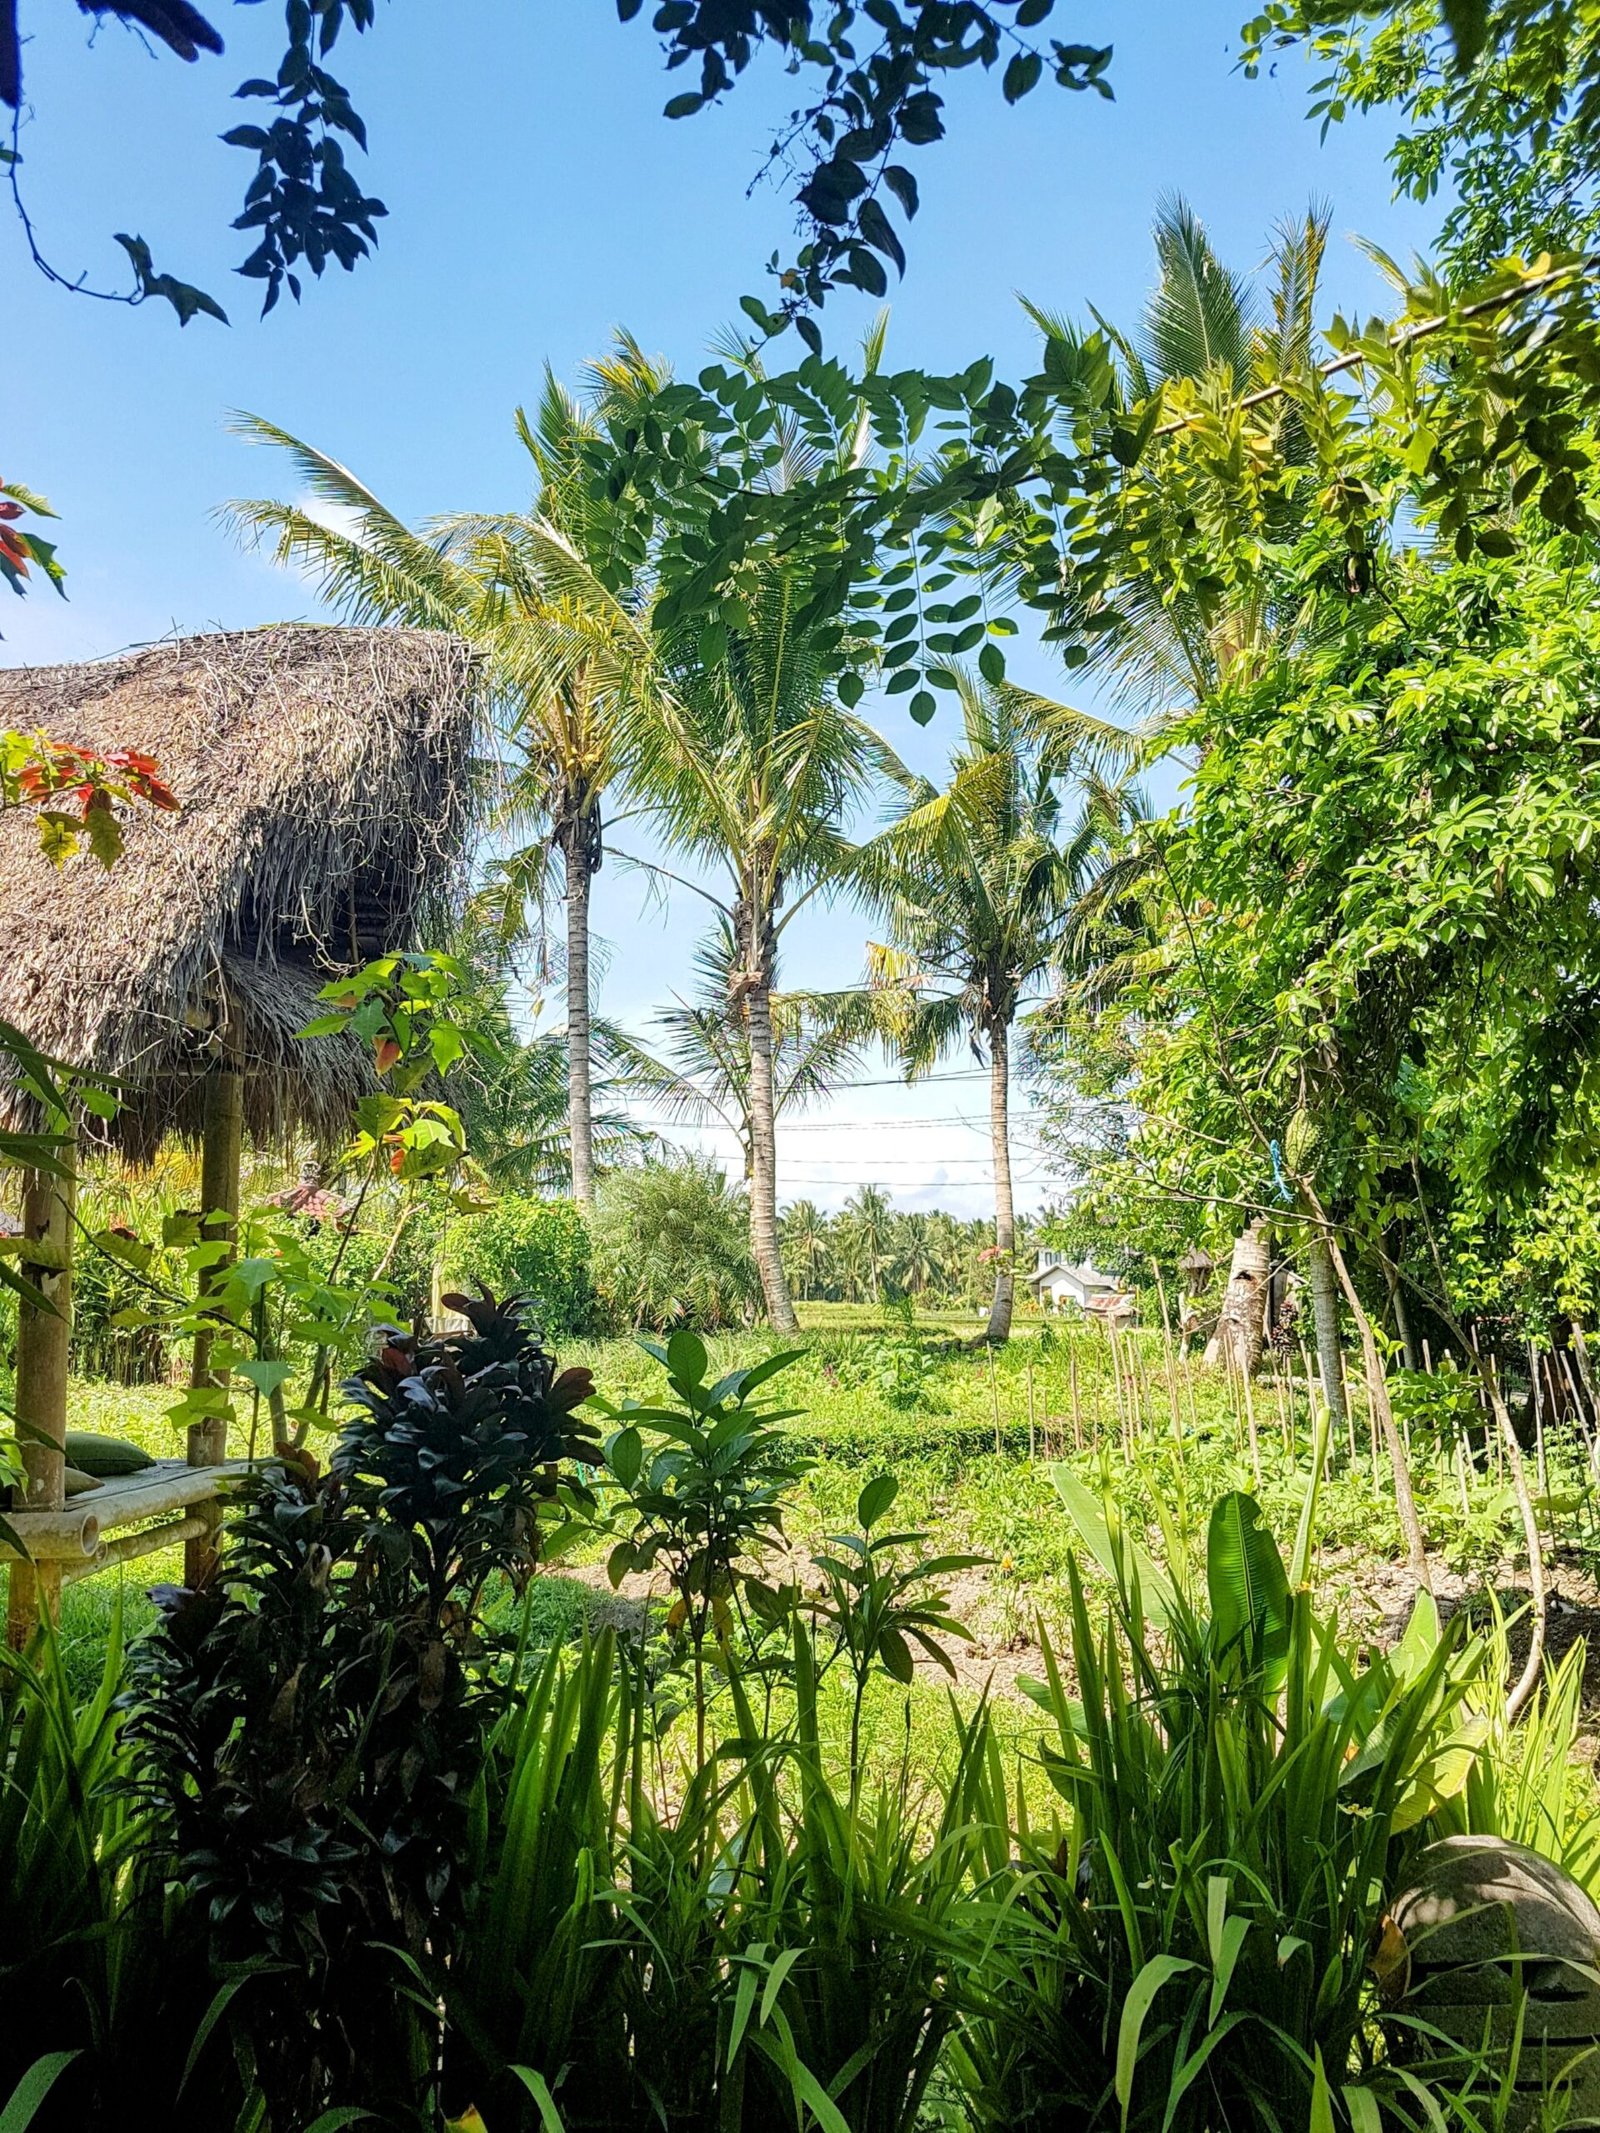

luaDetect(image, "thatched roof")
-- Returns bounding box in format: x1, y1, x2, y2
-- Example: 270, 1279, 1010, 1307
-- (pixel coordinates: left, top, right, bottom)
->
0, 625, 478, 1159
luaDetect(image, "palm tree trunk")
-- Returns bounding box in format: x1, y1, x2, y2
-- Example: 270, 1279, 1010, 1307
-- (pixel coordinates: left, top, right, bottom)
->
1305, 1225, 1349, 1441
564, 831, 596, 1211
1204, 1219, 1269, 1375
984, 1020, 1015, 1345
745, 961, 799, 1335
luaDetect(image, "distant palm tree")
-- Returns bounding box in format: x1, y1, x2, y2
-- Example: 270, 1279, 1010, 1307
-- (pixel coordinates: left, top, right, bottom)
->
837, 1185, 896, 1307
779, 1198, 834, 1302
856, 670, 1145, 1344
889, 1211, 940, 1299
225, 361, 668, 1209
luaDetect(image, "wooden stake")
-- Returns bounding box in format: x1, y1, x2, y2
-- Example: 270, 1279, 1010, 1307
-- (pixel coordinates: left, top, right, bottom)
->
6, 1141, 77, 1647
1026, 1361, 1036, 1462
1240, 1350, 1262, 1490
1069, 1350, 1084, 1453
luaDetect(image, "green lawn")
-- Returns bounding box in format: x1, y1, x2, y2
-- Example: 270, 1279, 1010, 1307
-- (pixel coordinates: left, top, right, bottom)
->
19, 1309, 1541, 1694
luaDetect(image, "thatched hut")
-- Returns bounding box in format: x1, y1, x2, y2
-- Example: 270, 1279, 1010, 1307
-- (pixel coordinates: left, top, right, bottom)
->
0, 624, 477, 1635
0, 624, 478, 1156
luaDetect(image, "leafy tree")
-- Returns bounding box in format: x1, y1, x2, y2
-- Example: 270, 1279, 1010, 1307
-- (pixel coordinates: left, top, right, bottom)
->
590, 1152, 760, 1332
1242, 0, 1600, 279
2, 0, 1111, 325
835, 1183, 897, 1305
855, 668, 1140, 1341
228, 392, 663, 1208
778, 1196, 835, 1300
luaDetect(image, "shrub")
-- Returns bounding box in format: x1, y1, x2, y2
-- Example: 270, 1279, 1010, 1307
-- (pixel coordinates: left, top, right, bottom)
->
126, 1290, 601, 2129
445, 1193, 595, 1338
591, 1154, 759, 1331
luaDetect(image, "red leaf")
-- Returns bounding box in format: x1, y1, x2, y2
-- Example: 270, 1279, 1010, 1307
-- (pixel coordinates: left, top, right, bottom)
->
374, 1036, 402, 1075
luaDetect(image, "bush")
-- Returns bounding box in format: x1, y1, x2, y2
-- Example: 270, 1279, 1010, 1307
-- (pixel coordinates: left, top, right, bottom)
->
591, 1154, 759, 1331
445, 1193, 595, 1338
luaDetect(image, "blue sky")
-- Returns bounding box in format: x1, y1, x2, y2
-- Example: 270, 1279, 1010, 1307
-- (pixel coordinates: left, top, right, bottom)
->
5, 0, 1441, 1215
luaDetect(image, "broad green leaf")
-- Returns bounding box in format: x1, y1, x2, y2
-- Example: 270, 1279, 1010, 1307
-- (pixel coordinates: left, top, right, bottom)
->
1206, 1490, 1290, 1679
857, 1472, 898, 1528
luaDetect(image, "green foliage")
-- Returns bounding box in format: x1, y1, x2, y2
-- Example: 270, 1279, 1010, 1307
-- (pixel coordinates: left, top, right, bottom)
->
125, 1289, 601, 2127
591, 1154, 760, 1331
810, 1470, 987, 1790
445, 1194, 595, 1339
598, 1330, 811, 1750
961, 1491, 1493, 2132
1241, 0, 1600, 278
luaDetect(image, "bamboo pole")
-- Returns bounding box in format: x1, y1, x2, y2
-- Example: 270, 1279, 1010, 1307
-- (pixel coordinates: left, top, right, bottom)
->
1069, 1350, 1084, 1453
5, 1139, 77, 1645
187, 1052, 243, 1586
1026, 1361, 1036, 1462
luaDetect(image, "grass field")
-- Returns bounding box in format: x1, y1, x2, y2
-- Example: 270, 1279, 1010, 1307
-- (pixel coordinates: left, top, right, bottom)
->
12, 1304, 1559, 1764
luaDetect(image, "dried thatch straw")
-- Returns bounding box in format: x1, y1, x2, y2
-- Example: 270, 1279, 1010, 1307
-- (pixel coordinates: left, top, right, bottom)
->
0, 625, 478, 1159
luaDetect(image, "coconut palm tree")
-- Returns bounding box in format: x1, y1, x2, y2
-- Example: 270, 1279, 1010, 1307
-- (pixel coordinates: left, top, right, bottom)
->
1036, 193, 1333, 726
779, 1198, 834, 1301
612, 922, 871, 1199
836, 1184, 896, 1307
621, 561, 902, 1333
224, 364, 666, 1210
856, 671, 1145, 1344
1027, 196, 1342, 1384
889, 1211, 941, 1299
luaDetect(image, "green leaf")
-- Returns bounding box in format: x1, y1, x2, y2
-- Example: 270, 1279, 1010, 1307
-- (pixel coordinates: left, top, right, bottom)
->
0, 2057, 80, 2133
1309, 2047, 1336, 2133
509, 2066, 567, 2132
665, 1328, 708, 1389
1116, 1956, 1196, 2130
1206, 1490, 1290, 1678
857, 1473, 898, 1528
608, 1425, 643, 1489
236, 1358, 293, 1400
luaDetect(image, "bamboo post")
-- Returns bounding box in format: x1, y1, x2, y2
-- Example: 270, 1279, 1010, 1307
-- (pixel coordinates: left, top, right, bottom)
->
1026, 1361, 1036, 1462
187, 1052, 244, 1586
6, 1140, 77, 1646
1069, 1350, 1083, 1453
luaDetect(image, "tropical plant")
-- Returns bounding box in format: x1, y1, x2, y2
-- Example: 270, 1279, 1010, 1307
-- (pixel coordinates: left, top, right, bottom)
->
597, 1330, 810, 1761
616, 331, 908, 1332
590, 1153, 761, 1332
779, 1196, 836, 1301
955, 1471, 1499, 2133
614, 921, 870, 1194
126, 1289, 600, 2127
809, 1470, 985, 1793
443, 1194, 596, 1340
227, 381, 665, 1208
857, 668, 1143, 1342
835, 1184, 898, 1307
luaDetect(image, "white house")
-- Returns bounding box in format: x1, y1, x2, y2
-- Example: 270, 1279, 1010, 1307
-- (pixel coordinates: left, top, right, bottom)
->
1026, 1251, 1124, 1315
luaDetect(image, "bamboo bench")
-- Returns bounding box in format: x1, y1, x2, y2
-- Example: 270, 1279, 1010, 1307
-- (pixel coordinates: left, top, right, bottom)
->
1, 1458, 258, 1589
